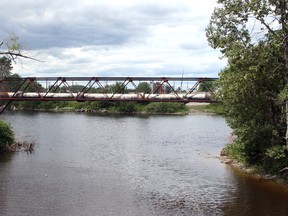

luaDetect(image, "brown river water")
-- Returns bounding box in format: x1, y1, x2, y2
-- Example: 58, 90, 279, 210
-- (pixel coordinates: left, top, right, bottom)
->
0, 111, 288, 216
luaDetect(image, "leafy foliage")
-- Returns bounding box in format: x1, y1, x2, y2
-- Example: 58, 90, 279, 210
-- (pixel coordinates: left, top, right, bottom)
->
0, 57, 13, 78
197, 81, 216, 92
112, 102, 139, 113
206, 0, 288, 171
137, 82, 152, 94
217, 42, 287, 166
0, 33, 39, 62
0, 119, 14, 150
13, 100, 188, 114
145, 102, 187, 113
225, 141, 248, 164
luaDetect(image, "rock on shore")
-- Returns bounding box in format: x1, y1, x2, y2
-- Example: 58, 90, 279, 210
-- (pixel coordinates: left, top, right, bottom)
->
4, 141, 34, 153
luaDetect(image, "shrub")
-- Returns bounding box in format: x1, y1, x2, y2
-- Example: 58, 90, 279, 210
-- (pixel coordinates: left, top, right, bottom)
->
264, 145, 288, 174
115, 102, 138, 113
225, 141, 248, 164
0, 119, 14, 151
145, 102, 187, 113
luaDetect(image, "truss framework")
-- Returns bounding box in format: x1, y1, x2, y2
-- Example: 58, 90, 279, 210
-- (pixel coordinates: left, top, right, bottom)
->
0, 76, 218, 113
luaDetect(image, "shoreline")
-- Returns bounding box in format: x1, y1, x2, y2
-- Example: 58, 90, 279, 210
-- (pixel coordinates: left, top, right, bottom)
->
4, 141, 34, 153
7, 102, 218, 115
220, 149, 288, 185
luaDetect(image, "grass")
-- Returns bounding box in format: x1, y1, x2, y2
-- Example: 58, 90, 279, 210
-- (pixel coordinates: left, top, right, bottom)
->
186, 103, 225, 115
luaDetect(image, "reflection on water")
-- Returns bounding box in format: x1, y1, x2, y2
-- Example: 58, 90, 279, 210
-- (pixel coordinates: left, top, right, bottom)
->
0, 111, 288, 216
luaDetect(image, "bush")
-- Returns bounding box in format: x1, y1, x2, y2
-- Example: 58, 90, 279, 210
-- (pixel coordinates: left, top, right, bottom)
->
145, 102, 188, 113
264, 145, 288, 174
114, 102, 139, 113
0, 119, 14, 151
225, 141, 248, 164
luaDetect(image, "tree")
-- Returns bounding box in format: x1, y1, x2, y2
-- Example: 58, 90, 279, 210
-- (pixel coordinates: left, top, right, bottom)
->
218, 42, 285, 165
197, 81, 216, 92
108, 82, 128, 93
206, 0, 288, 148
206, 1, 288, 170
0, 56, 13, 78
0, 33, 40, 114
5, 73, 21, 92
137, 82, 152, 94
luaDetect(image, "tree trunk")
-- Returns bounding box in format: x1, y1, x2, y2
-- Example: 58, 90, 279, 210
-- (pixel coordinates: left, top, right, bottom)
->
279, 2, 288, 149
284, 27, 288, 148
285, 41, 288, 149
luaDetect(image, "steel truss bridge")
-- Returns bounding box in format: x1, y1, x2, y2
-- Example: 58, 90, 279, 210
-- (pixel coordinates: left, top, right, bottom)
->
0, 76, 218, 113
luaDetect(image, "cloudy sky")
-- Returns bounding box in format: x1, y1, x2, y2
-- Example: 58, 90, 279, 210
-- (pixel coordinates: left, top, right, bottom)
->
0, 0, 226, 78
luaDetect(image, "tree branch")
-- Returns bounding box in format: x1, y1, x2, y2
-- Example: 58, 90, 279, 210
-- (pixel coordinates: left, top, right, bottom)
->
0, 51, 43, 63
255, 16, 278, 37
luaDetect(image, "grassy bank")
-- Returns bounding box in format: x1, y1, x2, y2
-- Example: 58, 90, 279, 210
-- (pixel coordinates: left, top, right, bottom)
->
222, 141, 288, 183
186, 103, 225, 115
10, 101, 226, 115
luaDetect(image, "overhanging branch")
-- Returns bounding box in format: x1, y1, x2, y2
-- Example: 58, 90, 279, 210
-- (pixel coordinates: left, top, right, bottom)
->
0, 51, 42, 63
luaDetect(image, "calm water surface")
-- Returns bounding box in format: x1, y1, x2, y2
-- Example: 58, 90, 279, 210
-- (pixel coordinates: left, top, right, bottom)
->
0, 111, 288, 216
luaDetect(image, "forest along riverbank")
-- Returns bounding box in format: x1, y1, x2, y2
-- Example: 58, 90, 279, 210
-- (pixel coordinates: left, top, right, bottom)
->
1, 112, 288, 216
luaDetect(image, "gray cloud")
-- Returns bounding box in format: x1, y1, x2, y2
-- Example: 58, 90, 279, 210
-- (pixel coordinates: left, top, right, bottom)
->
1, 1, 188, 50
2, 0, 225, 78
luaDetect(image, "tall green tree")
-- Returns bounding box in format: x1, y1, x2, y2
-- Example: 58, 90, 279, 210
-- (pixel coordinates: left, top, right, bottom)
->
0, 57, 13, 78
206, 1, 288, 170
218, 41, 285, 164
206, 0, 288, 148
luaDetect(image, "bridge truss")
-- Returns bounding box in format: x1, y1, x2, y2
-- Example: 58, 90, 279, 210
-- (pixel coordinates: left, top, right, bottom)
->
0, 76, 218, 113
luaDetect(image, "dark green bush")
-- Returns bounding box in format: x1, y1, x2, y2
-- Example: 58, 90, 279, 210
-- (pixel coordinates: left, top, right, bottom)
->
114, 102, 138, 113
145, 102, 187, 113
0, 119, 14, 151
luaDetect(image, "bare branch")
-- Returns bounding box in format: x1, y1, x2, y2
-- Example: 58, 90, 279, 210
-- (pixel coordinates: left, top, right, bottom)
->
255, 16, 278, 37
0, 34, 42, 63
0, 51, 43, 63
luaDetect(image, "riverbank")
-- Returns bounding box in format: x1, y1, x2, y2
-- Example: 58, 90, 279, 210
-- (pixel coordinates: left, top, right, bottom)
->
220, 147, 288, 185
10, 101, 224, 115
10, 101, 190, 115
3, 141, 34, 153
186, 102, 224, 114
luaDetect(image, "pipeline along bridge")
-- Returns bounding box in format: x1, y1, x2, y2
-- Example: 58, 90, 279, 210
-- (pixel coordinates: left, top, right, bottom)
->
0, 76, 218, 113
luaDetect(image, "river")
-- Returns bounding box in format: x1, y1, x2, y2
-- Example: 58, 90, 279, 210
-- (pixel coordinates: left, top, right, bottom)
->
0, 111, 288, 216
